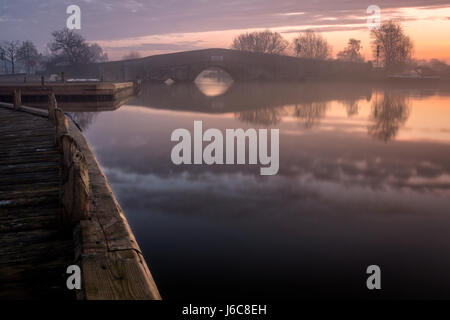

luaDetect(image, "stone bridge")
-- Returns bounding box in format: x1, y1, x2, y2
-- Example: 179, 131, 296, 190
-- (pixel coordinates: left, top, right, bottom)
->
49, 48, 372, 82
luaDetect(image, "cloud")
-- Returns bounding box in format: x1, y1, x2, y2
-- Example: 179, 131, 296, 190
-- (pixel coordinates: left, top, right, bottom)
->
1, 0, 449, 58
103, 40, 205, 52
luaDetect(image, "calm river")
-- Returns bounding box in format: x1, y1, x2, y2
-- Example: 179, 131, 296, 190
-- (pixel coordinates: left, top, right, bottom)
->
71, 80, 450, 299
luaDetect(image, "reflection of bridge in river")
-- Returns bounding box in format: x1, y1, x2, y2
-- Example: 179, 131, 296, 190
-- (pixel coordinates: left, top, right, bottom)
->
130, 82, 373, 114
66, 81, 416, 142
126, 82, 412, 142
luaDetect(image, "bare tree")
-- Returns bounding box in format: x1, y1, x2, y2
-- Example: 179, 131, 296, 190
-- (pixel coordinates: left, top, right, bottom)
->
1, 41, 20, 74
371, 20, 413, 72
231, 30, 288, 55
17, 41, 39, 74
122, 51, 141, 60
337, 39, 364, 62
86, 43, 108, 63
0, 47, 6, 73
48, 28, 108, 65
293, 30, 332, 60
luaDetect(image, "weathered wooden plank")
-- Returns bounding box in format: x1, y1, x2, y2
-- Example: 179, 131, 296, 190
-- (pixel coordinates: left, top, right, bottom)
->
0, 195, 59, 209
0, 155, 59, 166
0, 185, 59, 199
0, 161, 59, 174
68, 121, 161, 300
80, 249, 160, 300
0, 101, 158, 300
0, 203, 59, 219
0, 105, 75, 300
0, 215, 59, 233
0, 174, 59, 186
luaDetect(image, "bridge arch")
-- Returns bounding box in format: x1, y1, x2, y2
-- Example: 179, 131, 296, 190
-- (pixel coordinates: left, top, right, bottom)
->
194, 66, 234, 97
194, 66, 234, 82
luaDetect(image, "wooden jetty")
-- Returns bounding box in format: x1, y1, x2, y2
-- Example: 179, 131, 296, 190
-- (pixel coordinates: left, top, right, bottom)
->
0, 90, 160, 300
0, 81, 140, 111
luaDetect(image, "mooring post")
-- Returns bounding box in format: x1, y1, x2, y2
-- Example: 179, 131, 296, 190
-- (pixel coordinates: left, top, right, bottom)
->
48, 91, 57, 124
13, 89, 21, 109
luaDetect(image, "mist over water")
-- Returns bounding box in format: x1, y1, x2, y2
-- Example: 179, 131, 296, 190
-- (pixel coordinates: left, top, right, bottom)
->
75, 80, 450, 299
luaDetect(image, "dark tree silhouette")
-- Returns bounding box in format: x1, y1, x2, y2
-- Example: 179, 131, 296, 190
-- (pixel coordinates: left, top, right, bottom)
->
1, 40, 20, 74
48, 28, 108, 65
371, 21, 413, 72
17, 41, 39, 74
293, 30, 332, 60
337, 39, 364, 62
231, 30, 288, 55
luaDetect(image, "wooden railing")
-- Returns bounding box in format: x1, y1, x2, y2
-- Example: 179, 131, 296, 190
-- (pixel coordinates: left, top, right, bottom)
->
2, 88, 160, 300
48, 92, 90, 229
46, 92, 160, 300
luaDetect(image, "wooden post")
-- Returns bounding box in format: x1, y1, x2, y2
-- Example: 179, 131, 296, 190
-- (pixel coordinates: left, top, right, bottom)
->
48, 92, 57, 124
13, 89, 21, 109
24, 76, 27, 83
60, 134, 89, 229
55, 107, 89, 228
41, 76, 45, 86
61, 72, 65, 83
55, 108, 68, 145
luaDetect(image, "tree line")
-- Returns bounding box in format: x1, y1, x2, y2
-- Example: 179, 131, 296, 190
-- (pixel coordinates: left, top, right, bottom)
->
0, 28, 108, 74
1, 21, 449, 76
231, 20, 449, 75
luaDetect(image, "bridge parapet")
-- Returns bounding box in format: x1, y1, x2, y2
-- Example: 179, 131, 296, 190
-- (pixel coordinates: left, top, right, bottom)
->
47, 48, 373, 83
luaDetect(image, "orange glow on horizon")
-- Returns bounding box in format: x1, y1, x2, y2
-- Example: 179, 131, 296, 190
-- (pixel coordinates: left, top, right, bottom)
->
95, 5, 450, 62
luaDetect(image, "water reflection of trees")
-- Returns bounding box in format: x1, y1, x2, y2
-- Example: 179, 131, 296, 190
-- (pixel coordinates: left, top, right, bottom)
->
293, 102, 329, 128
342, 99, 360, 117
235, 106, 284, 125
233, 90, 411, 142
132, 82, 415, 142
234, 101, 329, 128
368, 92, 410, 142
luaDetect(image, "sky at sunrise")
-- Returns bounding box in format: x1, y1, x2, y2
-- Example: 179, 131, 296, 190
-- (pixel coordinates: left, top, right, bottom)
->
1, 0, 449, 61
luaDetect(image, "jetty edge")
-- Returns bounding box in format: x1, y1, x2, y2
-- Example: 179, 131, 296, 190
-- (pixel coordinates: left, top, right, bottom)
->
0, 80, 141, 111
0, 88, 161, 300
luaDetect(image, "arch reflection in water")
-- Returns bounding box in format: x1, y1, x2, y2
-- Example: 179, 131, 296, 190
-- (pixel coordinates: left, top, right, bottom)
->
121, 82, 426, 142
194, 67, 234, 97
